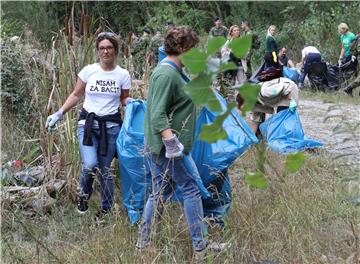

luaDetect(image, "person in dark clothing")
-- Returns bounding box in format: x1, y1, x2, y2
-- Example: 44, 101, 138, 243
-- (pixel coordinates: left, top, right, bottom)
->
264, 25, 279, 69
298, 45, 322, 88
278, 47, 295, 68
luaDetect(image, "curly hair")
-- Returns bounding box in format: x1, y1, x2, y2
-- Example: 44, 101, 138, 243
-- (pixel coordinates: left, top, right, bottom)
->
164, 26, 199, 56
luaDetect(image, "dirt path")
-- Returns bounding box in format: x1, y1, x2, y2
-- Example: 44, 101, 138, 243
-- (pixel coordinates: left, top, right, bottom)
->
298, 99, 360, 163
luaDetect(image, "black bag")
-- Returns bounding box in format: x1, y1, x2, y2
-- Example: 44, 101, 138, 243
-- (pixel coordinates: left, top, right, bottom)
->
307, 62, 327, 91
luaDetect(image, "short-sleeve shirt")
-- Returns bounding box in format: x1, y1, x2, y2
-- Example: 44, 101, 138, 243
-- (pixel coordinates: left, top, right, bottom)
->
78, 63, 131, 126
340, 32, 356, 57
301, 46, 320, 58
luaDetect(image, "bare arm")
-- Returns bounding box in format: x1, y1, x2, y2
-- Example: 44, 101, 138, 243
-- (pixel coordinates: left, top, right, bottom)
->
300, 55, 305, 65
288, 59, 295, 68
61, 78, 86, 113
160, 128, 174, 139
340, 43, 345, 59
120, 89, 131, 106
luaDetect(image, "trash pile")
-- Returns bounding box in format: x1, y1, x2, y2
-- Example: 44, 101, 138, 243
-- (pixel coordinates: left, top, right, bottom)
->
1, 159, 66, 214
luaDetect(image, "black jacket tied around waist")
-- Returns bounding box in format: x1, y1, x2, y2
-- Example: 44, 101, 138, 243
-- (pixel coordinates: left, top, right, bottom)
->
78, 108, 122, 156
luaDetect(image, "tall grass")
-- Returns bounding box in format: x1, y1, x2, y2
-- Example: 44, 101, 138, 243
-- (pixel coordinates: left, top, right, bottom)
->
1, 150, 358, 263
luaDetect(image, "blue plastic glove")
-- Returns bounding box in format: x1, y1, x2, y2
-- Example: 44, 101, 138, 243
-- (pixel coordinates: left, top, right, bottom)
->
289, 99, 297, 112
162, 135, 184, 159
45, 109, 63, 132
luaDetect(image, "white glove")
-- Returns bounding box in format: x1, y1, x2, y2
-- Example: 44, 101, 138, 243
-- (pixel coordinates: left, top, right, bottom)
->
45, 109, 64, 132
351, 55, 356, 62
162, 135, 184, 159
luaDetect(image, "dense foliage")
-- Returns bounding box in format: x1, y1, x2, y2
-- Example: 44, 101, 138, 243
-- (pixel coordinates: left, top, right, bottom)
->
2, 1, 359, 62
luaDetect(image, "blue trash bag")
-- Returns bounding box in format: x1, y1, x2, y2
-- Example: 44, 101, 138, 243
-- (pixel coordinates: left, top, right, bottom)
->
259, 109, 323, 153
191, 94, 259, 218
116, 100, 152, 224
158, 46, 167, 64
283, 66, 300, 83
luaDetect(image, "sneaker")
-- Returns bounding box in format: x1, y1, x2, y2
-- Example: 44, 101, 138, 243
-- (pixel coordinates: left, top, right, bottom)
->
206, 240, 228, 252
193, 240, 229, 262
135, 223, 150, 250
76, 194, 89, 214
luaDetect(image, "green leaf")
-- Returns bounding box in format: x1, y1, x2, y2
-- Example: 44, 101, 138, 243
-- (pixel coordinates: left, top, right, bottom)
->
199, 103, 236, 143
182, 73, 222, 112
199, 123, 228, 143
219, 62, 237, 72
286, 152, 305, 173
245, 171, 268, 189
228, 34, 252, 59
180, 48, 208, 74
207, 36, 227, 55
237, 83, 261, 114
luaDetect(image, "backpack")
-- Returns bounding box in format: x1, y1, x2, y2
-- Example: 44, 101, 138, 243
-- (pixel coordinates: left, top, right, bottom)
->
251, 32, 261, 50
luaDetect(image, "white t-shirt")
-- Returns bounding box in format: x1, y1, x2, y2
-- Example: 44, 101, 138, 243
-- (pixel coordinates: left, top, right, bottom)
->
78, 63, 131, 127
301, 46, 320, 58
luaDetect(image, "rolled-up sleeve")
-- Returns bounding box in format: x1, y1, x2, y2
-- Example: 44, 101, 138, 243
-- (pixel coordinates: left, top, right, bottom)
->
149, 74, 173, 134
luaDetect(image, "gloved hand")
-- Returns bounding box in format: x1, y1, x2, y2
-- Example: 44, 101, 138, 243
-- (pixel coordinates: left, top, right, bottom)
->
351, 55, 356, 62
45, 109, 63, 132
289, 99, 297, 112
338, 57, 343, 66
162, 135, 184, 159
272, 51, 278, 63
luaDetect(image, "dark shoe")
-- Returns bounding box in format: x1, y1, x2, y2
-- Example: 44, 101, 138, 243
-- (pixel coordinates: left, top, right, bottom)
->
76, 194, 89, 214
344, 86, 354, 96
95, 208, 110, 223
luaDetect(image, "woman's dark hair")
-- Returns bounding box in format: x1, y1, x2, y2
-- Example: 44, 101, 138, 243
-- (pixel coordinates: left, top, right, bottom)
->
164, 26, 199, 56
95, 32, 119, 55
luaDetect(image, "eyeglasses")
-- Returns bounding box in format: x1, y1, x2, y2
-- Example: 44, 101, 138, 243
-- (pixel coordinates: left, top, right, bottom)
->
97, 32, 117, 38
98, 46, 114, 52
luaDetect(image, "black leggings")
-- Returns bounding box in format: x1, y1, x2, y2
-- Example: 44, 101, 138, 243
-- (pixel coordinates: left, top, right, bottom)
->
264, 52, 280, 69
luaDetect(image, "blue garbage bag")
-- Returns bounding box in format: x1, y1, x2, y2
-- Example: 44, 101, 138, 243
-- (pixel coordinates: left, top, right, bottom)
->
259, 109, 323, 153
158, 46, 167, 64
283, 66, 300, 83
116, 100, 152, 224
191, 94, 259, 218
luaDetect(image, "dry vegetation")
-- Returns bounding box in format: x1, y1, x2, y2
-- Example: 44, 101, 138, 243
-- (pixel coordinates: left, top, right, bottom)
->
1, 24, 359, 264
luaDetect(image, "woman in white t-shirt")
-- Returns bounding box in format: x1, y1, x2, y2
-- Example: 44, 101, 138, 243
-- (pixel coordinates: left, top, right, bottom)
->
46, 32, 132, 219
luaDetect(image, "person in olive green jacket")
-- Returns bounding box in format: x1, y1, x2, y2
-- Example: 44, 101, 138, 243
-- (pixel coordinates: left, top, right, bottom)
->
136, 26, 226, 258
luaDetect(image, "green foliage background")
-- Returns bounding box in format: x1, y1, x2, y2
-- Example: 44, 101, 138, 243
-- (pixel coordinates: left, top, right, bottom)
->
2, 1, 359, 64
